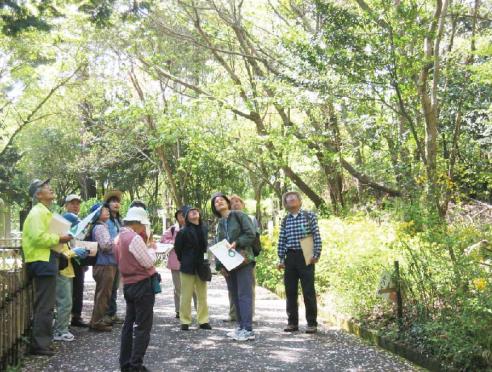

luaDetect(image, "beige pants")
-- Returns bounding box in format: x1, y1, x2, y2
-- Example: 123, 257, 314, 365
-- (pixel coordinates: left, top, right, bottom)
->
179, 272, 208, 325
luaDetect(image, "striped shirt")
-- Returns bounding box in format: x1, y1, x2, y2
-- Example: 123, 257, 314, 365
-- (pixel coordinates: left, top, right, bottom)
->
277, 210, 322, 263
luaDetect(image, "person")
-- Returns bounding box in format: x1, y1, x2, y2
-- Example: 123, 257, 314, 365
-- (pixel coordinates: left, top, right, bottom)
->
22, 179, 73, 356
161, 208, 196, 319
228, 195, 259, 322
129, 200, 147, 210
89, 203, 117, 332
174, 206, 211, 331
211, 192, 256, 341
276, 191, 322, 334
104, 190, 124, 325
114, 207, 157, 372
53, 226, 88, 342
62, 194, 89, 328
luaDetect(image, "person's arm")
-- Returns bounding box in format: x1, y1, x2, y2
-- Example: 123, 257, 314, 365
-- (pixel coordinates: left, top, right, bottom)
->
235, 212, 255, 249
215, 221, 224, 271
174, 230, 184, 262
310, 213, 322, 259
28, 210, 63, 248
129, 235, 156, 268
93, 225, 114, 253
277, 218, 287, 264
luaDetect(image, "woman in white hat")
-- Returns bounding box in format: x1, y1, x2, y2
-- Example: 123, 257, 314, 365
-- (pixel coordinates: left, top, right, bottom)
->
114, 207, 158, 372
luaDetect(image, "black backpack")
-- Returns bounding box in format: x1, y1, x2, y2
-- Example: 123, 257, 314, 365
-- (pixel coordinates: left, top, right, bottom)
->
232, 212, 262, 257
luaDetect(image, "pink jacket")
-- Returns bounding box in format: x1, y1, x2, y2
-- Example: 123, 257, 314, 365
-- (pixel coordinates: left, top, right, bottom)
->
161, 224, 180, 271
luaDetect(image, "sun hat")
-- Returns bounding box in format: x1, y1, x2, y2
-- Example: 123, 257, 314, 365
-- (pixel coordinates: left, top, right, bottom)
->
123, 207, 150, 225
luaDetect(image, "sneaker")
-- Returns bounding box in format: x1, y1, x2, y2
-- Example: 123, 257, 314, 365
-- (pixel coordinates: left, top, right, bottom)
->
71, 317, 89, 328
89, 323, 112, 332
283, 324, 299, 332
30, 348, 55, 356
199, 323, 212, 330
53, 331, 75, 342
232, 329, 255, 341
226, 328, 241, 338
175, 312, 180, 319
181, 324, 189, 331
305, 325, 317, 334
102, 315, 113, 326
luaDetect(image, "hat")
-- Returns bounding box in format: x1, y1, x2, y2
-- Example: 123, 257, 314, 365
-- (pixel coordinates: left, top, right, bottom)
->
28, 178, 50, 198
123, 207, 150, 225
63, 213, 79, 227
210, 192, 231, 218
90, 203, 102, 213
181, 205, 199, 221
103, 190, 122, 202
282, 191, 302, 207
89, 203, 104, 223
65, 194, 81, 204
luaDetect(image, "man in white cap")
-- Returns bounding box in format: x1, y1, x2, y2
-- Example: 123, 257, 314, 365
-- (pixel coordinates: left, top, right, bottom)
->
114, 207, 158, 372
62, 194, 89, 327
22, 179, 73, 356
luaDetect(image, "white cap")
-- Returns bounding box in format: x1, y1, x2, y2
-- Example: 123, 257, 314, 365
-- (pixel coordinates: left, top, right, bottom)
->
65, 194, 82, 204
123, 207, 150, 225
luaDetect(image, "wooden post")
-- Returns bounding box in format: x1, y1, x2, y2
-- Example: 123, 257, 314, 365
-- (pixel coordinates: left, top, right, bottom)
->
394, 261, 403, 332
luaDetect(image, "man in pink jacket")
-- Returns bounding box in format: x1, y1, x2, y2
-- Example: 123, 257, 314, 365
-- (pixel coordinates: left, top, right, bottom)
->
161, 208, 196, 319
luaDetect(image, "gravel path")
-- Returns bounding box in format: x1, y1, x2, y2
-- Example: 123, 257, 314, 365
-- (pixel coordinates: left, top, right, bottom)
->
22, 268, 420, 372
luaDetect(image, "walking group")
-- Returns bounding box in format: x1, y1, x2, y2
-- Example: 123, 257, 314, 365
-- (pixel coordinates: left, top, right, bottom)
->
22, 178, 322, 372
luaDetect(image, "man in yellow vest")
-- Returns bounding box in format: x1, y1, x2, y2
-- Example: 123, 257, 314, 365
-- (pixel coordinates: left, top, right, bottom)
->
22, 179, 72, 356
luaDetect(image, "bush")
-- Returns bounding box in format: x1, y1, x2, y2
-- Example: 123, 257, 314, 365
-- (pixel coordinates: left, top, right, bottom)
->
255, 208, 492, 370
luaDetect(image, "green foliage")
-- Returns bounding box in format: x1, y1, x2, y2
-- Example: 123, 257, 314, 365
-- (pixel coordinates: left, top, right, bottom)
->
256, 207, 492, 370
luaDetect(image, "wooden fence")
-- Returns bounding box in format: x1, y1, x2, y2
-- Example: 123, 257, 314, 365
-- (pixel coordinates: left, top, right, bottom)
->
0, 239, 33, 370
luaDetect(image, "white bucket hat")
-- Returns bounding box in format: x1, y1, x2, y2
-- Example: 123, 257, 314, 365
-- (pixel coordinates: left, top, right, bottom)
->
123, 207, 150, 225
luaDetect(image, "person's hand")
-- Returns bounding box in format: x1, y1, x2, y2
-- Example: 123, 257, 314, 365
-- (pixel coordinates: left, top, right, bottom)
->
59, 235, 72, 244
309, 257, 319, 265
73, 247, 88, 259
220, 267, 229, 278
228, 241, 237, 250
239, 250, 251, 265
277, 262, 285, 271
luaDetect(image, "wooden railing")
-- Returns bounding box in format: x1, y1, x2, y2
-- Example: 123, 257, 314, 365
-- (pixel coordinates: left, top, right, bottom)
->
0, 239, 33, 370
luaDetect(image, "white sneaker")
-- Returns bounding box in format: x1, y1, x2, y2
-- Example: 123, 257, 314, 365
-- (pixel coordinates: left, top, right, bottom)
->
227, 328, 241, 338
232, 329, 255, 341
53, 331, 75, 342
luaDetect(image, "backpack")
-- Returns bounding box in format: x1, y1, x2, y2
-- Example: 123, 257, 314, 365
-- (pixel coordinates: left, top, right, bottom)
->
232, 212, 262, 257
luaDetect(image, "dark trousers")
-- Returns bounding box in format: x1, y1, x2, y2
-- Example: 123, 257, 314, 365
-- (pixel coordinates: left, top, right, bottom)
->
120, 278, 155, 370
32, 275, 57, 350
107, 268, 120, 317
225, 263, 254, 331
91, 265, 117, 326
71, 261, 86, 319
284, 250, 317, 327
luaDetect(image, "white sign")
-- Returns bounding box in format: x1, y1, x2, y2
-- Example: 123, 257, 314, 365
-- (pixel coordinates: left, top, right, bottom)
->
49, 214, 71, 235
48, 214, 72, 253
209, 239, 245, 272
155, 243, 174, 254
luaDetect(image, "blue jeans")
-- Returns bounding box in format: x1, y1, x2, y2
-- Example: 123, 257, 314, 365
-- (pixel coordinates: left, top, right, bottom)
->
54, 274, 73, 334
225, 263, 254, 331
